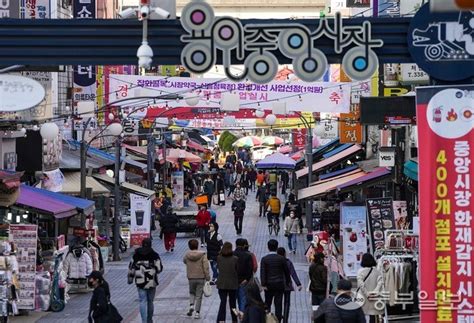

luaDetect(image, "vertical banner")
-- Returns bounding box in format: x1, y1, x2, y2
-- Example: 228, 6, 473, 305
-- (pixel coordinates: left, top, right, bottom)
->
291, 128, 307, 150
340, 203, 368, 277
339, 112, 362, 143
130, 194, 151, 246
20, 0, 50, 18
417, 85, 474, 323
10, 224, 37, 310
73, 0, 96, 111
171, 171, 184, 209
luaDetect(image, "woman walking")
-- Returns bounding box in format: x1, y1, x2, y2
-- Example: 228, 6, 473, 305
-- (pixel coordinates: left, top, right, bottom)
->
239, 280, 266, 323
159, 210, 178, 252
196, 205, 211, 247
183, 239, 211, 319
357, 253, 383, 323
277, 247, 302, 323
88, 271, 122, 322
283, 211, 300, 254
206, 222, 223, 285
309, 252, 328, 308
216, 242, 239, 323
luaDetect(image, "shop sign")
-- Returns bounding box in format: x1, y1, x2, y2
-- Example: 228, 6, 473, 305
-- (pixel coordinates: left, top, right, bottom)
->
378, 146, 396, 167
340, 203, 368, 277
417, 85, 474, 323
108, 75, 351, 113
408, 4, 474, 81
339, 112, 362, 143
315, 112, 339, 140
0, 0, 19, 18
346, 0, 370, 7
20, 0, 50, 19
0, 75, 46, 112
120, 227, 130, 249
17, 71, 54, 121
378, 0, 400, 17
366, 197, 395, 252
171, 171, 184, 209
73, 0, 96, 106
393, 200, 408, 230
130, 193, 151, 247
398, 64, 429, 84
180, 1, 383, 83
10, 224, 37, 310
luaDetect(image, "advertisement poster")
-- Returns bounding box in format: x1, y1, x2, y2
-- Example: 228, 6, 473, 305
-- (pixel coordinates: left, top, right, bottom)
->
340, 203, 368, 277
108, 75, 351, 113
130, 193, 151, 247
366, 197, 395, 251
393, 200, 409, 230
417, 85, 474, 323
9, 224, 37, 310
171, 171, 184, 209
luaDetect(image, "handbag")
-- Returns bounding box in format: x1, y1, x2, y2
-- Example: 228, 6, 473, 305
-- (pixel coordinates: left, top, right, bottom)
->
212, 194, 219, 205
105, 301, 123, 323
219, 192, 225, 201
266, 312, 279, 323
203, 281, 212, 297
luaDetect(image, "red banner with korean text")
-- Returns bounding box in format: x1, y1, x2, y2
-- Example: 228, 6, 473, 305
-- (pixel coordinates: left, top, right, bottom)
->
417, 85, 474, 323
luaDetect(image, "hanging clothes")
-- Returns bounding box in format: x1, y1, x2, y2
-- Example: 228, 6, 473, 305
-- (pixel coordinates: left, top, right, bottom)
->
63, 247, 93, 279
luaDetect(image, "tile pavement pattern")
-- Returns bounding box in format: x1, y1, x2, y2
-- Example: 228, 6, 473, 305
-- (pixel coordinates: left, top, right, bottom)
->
29, 194, 313, 322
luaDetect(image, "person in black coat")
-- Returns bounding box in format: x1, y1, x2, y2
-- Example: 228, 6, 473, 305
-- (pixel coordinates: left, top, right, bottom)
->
240, 280, 266, 323
216, 173, 226, 206
231, 196, 246, 235
234, 238, 254, 312
88, 271, 120, 323
206, 222, 223, 284
260, 239, 291, 322
159, 210, 179, 252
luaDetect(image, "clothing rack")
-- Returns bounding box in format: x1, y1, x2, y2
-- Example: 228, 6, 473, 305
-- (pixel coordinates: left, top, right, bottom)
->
378, 253, 418, 323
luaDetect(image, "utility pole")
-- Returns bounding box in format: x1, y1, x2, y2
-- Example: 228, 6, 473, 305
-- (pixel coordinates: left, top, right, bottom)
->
113, 136, 121, 261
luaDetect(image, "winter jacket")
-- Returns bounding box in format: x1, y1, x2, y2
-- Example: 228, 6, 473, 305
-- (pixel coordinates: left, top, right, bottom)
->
256, 186, 268, 203
256, 173, 265, 186
231, 199, 246, 217
266, 197, 281, 214
64, 248, 93, 279
216, 255, 239, 290
233, 187, 245, 200
183, 250, 210, 281
234, 247, 254, 284
88, 282, 110, 323
203, 179, 215, 195
195, 209, 211, 228
129, 247, 163, 289
159, 213, 179, 234
284, 216, 300, 234
309, 262, 328, 295
357, 267, 384, 315
285, 258, 302, 292
313, 294, 366, 323
260, 253, 290, 291
206, 231, 223, 261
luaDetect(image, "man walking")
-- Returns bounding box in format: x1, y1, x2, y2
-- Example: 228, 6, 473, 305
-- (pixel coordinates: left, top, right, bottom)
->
231, 195, 246, 235
128, 238, 163, 323
260, 239, 290, 322
256, 183, 269, 217
234, 238, 254, 312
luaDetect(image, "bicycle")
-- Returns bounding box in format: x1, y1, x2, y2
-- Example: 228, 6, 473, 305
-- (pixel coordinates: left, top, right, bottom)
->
268, 214, 280, 235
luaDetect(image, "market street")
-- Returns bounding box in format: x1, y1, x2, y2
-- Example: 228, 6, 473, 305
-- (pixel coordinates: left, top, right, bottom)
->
26, 196, 311, 323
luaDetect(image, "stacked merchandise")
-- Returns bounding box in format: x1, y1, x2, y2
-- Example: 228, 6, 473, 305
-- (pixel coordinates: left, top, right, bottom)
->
0, 239, 19, 321
34, 272, 50, 311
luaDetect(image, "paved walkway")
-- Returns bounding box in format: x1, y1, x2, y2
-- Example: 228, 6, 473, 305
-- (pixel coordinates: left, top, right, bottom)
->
17, 193, 312, 322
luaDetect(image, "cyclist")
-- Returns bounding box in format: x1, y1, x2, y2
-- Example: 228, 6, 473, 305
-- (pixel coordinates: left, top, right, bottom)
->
266, 192, 281, 231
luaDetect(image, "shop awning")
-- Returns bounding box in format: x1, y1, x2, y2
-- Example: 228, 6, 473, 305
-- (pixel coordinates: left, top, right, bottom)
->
404, 160, 418, 181
16, 185, 84, 218
297, 170, 366, 200
319, 165, 359, 180
36, 172, 110, 196
93, 174, 155, 199
295, 139, 339, 167
296, 144, 362, 179
337, 167, 392, 192
61, 143, 113, 169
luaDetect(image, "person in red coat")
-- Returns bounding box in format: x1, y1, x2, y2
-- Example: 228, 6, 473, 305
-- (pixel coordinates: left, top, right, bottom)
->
196, 205, 211, 247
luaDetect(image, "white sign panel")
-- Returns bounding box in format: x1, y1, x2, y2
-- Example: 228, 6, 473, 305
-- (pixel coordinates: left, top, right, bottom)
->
378, 147, 396, 167
0, 75, 46, 112
399, 64, 429, 84
340, 204, 368, 277
130, 193, 151, 246
171, 171, 184, 209
315, 112, 339, 139
108, 75, 351, 114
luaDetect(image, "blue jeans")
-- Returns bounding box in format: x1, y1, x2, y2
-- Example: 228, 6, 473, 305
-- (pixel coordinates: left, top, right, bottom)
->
138, 287, 156, 323
210, 260, 218, 280
237, 284, 247, 311
287, 233, 297, 252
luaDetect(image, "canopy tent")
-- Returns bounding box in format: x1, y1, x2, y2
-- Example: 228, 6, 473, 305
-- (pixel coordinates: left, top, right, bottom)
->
157, 148, 202, 164
296, 144, 362, 179
93, 174, 155, 199
36, 172, 110, 197
256, 153, 296, 170
16, 185, 95, 218
289, 150, 304, 161
278, 145, 293, 154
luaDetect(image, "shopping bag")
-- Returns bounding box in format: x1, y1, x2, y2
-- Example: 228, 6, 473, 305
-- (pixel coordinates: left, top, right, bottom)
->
203, 281, 212, 297
219, 193, 225, 201
212, 194, 219, 205
265, 312, 278, 323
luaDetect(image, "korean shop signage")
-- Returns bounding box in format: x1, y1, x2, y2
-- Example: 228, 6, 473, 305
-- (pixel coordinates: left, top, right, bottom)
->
408, 3, 474, 81
180, 0, 383, 84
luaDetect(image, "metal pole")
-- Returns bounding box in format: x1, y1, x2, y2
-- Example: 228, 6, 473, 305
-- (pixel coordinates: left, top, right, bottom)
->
113, 136, 121, 261
306, 123, 313, 231
162, 137, 167, 188
147, 133, 155, 190
80, 140, 87, 199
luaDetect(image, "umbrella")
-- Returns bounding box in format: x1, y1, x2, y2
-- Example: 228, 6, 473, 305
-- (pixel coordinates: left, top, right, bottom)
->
278, 145, 293, 154
289, 150, 304, 161
262, 136, 284, 146
256, 152, 296, 170
233, 136, 263, 148
157, 148, 201, 164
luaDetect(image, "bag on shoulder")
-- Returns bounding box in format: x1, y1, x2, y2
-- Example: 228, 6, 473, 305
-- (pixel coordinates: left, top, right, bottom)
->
266, 312, 278, 323
104, 301, 123, 322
